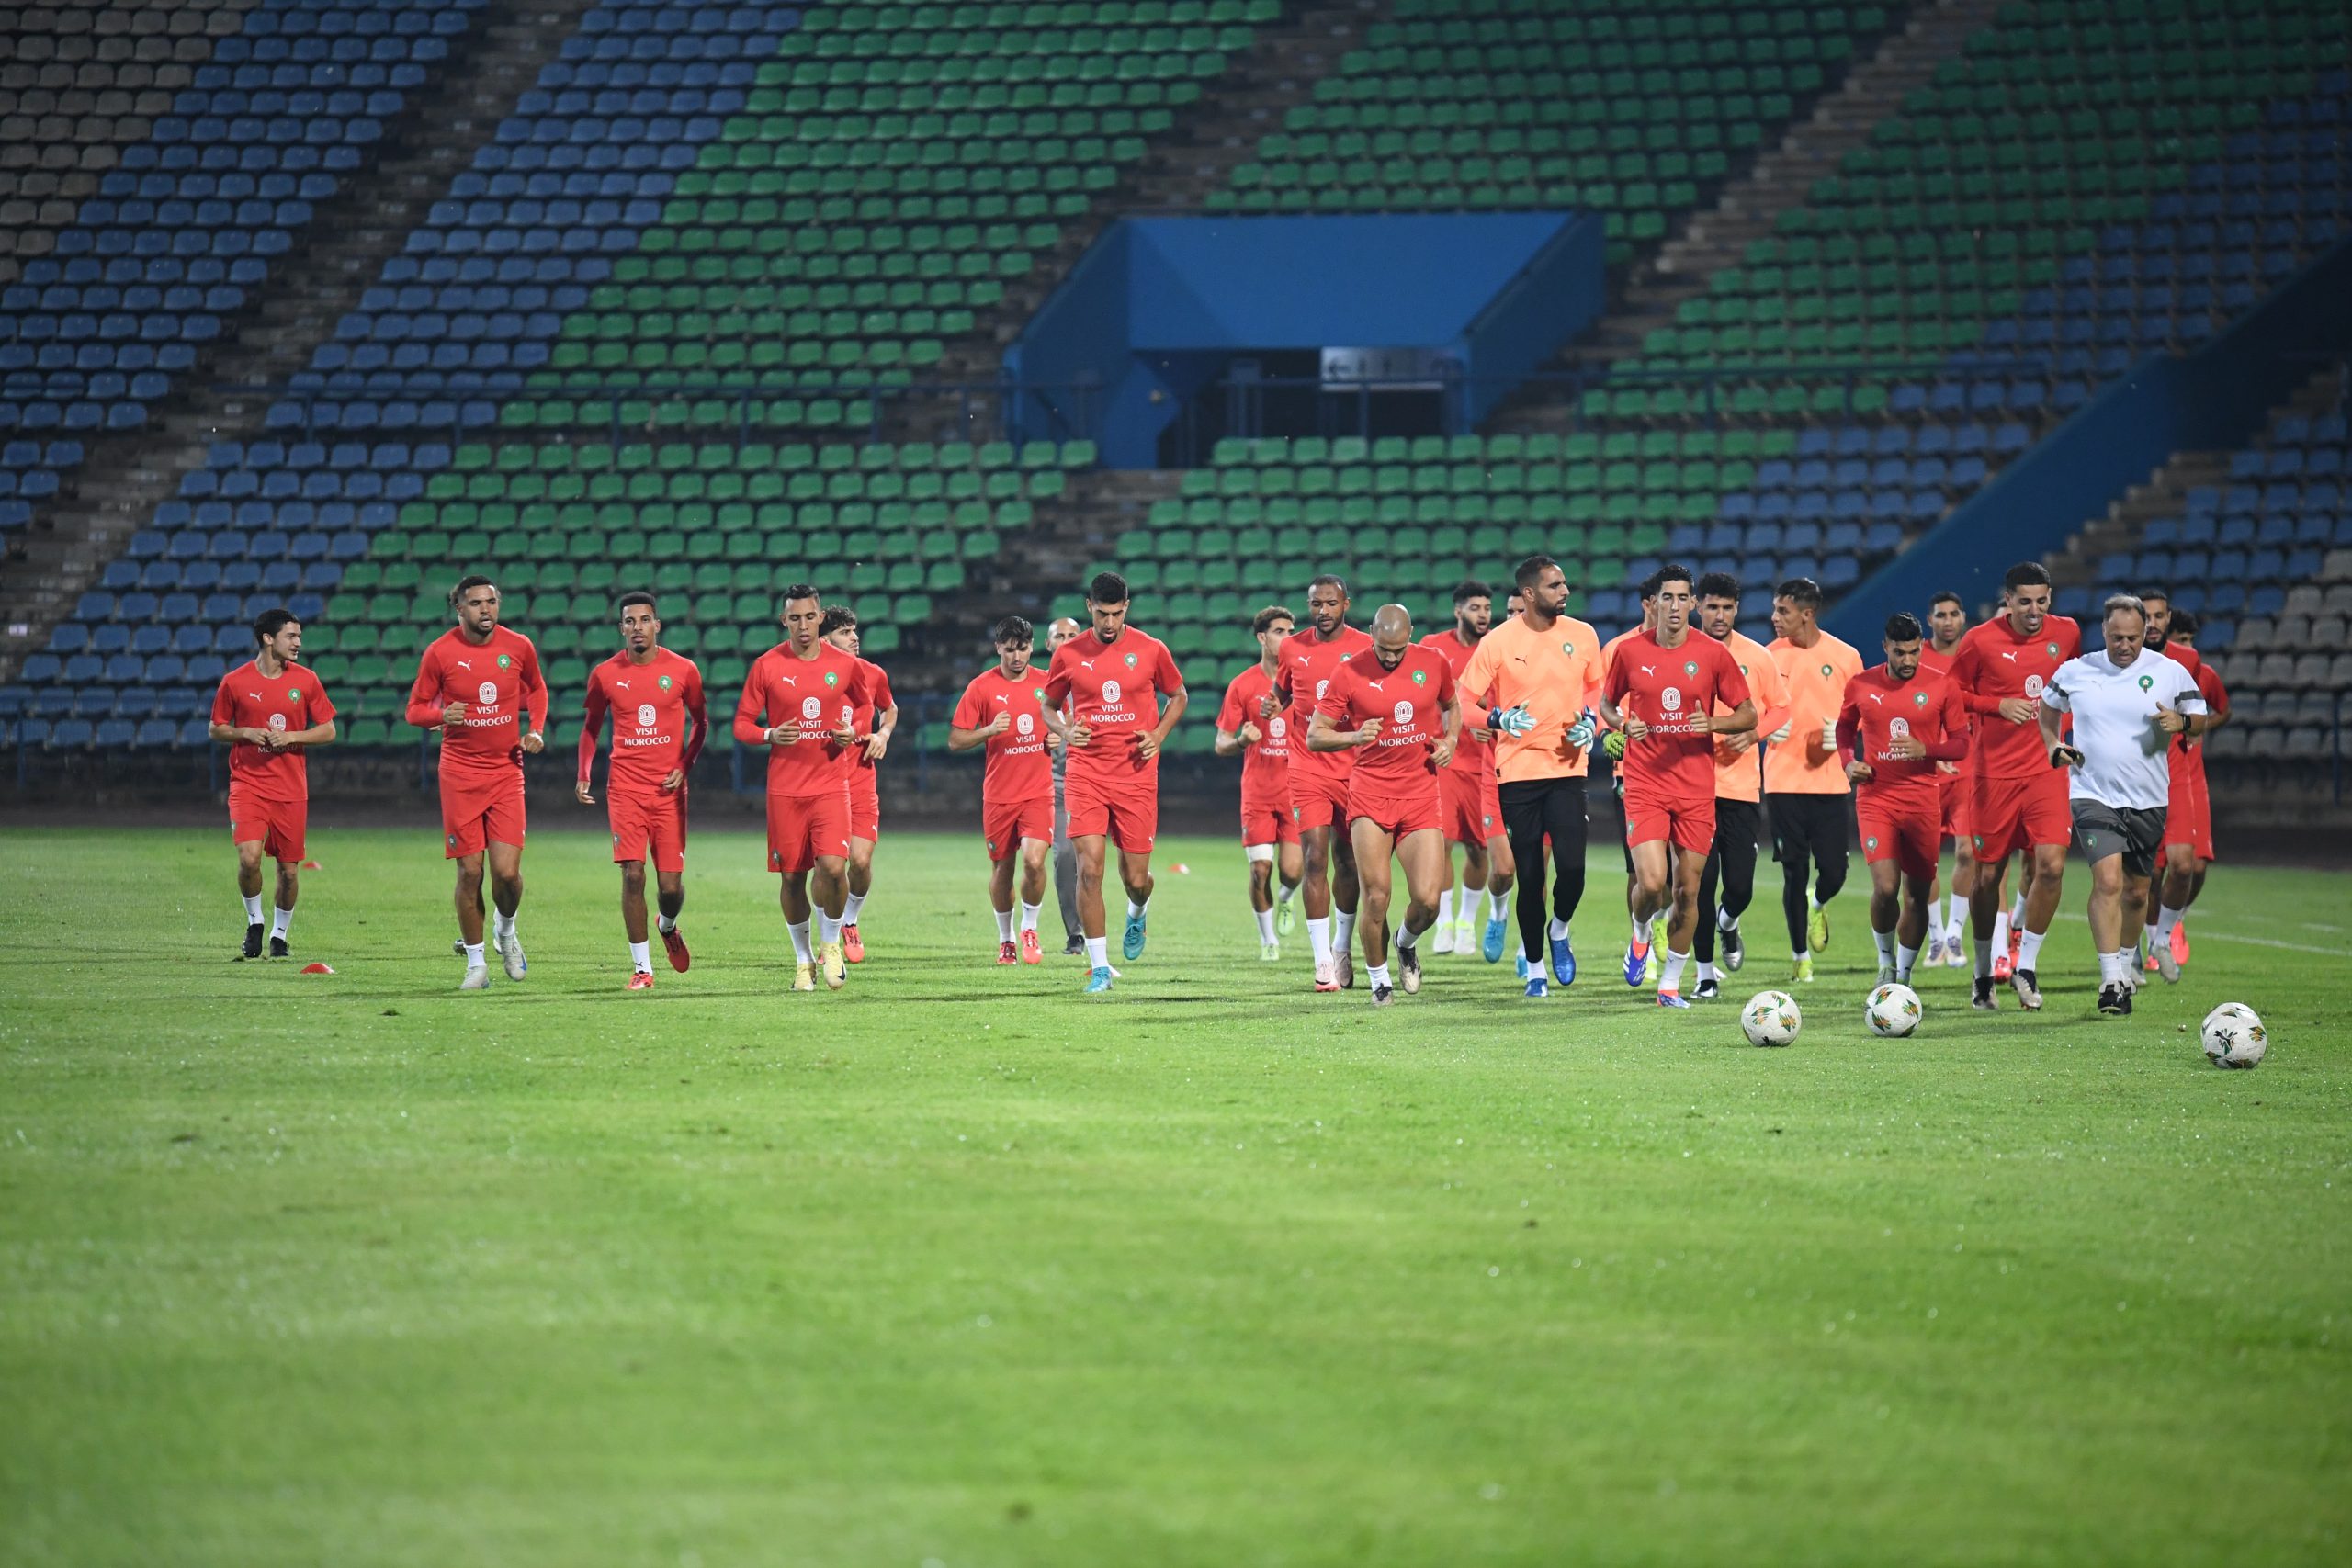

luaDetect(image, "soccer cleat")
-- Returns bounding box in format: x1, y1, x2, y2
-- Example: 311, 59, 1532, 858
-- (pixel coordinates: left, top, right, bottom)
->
997, 940, 1019, 965
1549, 931, 1577, 987
2010, 967, 2042, 1011
1276, 899, 1296, 937
1656, 989, 1690, 1009
1261, 941, 1281, 963
1122, 908, 1148, 962
1514, 952, 1529, 979
452, 939, 466, 958
1694, 976, 1721, 1001
1313, 962, 1340, 993
242, 921, 264, 960
1720, 922, 1744, 971
820, 939, 847, 990
1992, 947, 2014, 982
1334, 943, 1355, 989
1622, 941, 1649, 988
1481, 916, 1508, 964
2006, 927, 2023, 974
2143, 945, 2160, 974
627, 970, 655, 991
2097, 983, 2132, 1017
1972, 976, 1999, 1011
2120, 964, 2143, 995
268, 935, 288, 960
1369, 984, 1395, 1008
2151, 938, 2179, 984
1083, 964, 1115, 993
497, 931, 527, 981
1643, 945, 1660, 987
1431, 922, 1455, 955
661, 925, 690, 973
1792, 956, 1815, 985
2171, 919, 2190, 964
1399, 942, 1422, 995
1876, 964, 1896, 987
1062, 934, 1086, 957
1020, 930, 1044, 965
1455, 918, 1476, 953
1807, 904, 1830, 953
459, 964, 491, 991
1524, 975, 1548, 999
842, 923, 865, 964
792, 962, 817, 993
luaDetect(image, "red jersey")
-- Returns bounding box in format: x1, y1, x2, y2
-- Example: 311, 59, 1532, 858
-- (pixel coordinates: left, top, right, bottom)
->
1419, 628, 1490, 776
1315, 642, 1457, 794
405, 625, 549, 786
730, 641, 874, 795
1216, 663, 1295, 807
1042, 626, 1184, 783
1603, 630, 1750, 801
1838, 664, 1969, 807
845, 656, 896, 784
1917, 641, 1972, 775
1273, 624, 1374, 785
951, 664, 1055, 804
1948, 614, 2081, 779
211, 659, 336, 802
578, 648, 706, 796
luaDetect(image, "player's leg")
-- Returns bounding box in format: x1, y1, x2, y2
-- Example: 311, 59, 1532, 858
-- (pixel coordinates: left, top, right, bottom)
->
1770, 796, 1814, 979
1498, 780, 1549, 980
1657, 826, 1711, 1003
1299, 821, 1337, 978
1015, 831, 1051, 964
1625, 833, 1670, 988
616, 859, 654, 984
842, 832, 875, 964
1804, 795, 1847, 952
988, 843, 1019, 962
1864, 840, 1902, 981
233, 835, 268, 956
1946, 831, 1977, 962
1692, 837, 1723, 989
1276, 834, 1304, 931
1540, 777, 1588, 984
1329, 797, 1362, 985
1717, 799, 1758, 976
1477, 827, 1516, 963
1897, 865, 1934, 982
1391, 824, 1447, 996
451, 847, 490, 986
1070, 829, 1118, 988
1245, 842, 1280, 958
1114, 840, 1156, 952
2080, 829, 2129, 1012
1348, 816, 1396, 1001
810, 850, 850, 988
1432, 837, 1459, 954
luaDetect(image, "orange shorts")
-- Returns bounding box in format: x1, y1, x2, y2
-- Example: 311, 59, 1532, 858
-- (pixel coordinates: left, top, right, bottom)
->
1067, 772, 1159, 854
1970, 770, 2070, 862
1859, 794, 1939, 881
1441, 765, 1502, 846
1623, 793, 1715, 854
439, 770, 525, 859
608, 787, 686, 874
1240, 794, 1299, 848
1290, 770, 1351, 836
1348, 784, 1444, 841
228, 785, 306, 863
847, 774, 880, 841
982, 795, 1055, 863
765, 787, 851, 874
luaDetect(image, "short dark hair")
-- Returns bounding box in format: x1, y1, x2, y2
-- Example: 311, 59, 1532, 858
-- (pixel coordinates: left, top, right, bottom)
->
616, 590, 657, 615
2138, 586, 2172, 607
1695, 571, 1741, 602
448, 573, 496, 609
252, 607, 298, 644
1306, 572, 1348, 598
1774, 576, 1824, 608
1929, 590, 1964, 612
781, 582, 821, 607
992, 614, 1033, 646
2169, 607, 2199, 637
1511, 555, 1557, 592
1088, 570, 1129, 604
2001, 561, 2052, 593
1252, 604, 1295, 636
1452, 578, 1492, 606
1654, 562, 1695, 595
820, 604, 859, 636
1885, 612, 1924, 642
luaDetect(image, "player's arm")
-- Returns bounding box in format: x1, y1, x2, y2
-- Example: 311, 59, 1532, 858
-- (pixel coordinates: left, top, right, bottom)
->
677, 681, 708, 781
1707, 696, 1758, 735
945, 684, 1004, 751
732, 666, 791, 746
1598, 659, 1644, 739
1305, 705, 1370, 751
1136, 682, 1186, 761
574, 675, 608, 804
1838, 711, 1869, 780
405, 647, 460, 728
519, 644, 549, 753
1430, 690, 1461, 769
2037, 681, 2081, 765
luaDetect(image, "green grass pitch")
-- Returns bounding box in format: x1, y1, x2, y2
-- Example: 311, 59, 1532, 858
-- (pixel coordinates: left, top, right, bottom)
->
3, 825, 2347, 1566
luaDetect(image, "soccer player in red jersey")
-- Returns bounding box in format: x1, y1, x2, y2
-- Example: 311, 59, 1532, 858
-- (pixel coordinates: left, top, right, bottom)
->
1214, 604, 1303, 961
1691, 573, 1789, 998
1420, 579, 1516, 964
209, 608, 336, 959
1838, 613, 1970, 986
821, 604, 898, 964
1042, 570, 1188, 993
574, 590, 707, 989
405, 575, 548, 990
1273, 574, 1376, 990
732, 584, 873, 993
1600, 565, 1755, 1006
1914, 591, 1977, 965
1947, 561, 2080, 1011
949, 615, 1065, 965
2167, 612, 2229, 964
2140, 593, 2229, 976
1307, 603, 1459, 1007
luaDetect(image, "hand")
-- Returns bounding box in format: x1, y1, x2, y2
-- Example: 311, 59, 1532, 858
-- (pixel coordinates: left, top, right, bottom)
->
259, 728, 291, 751
1045, 728, 1066, 752
1238, 720, 1263, 744
1356, 717, 1383, 744
441, 700, 469, 725
1997, 697, 2039, 724
1719, 728, 1756, 756
1935, 760, 1959, 775
1257, 692, 1280, 721
1619, 718, 1650, 744
985, 711, 1013, 738
1766, 721, 1792, 745
574, 780, 595, 805
1134, 730, 1163, 761
2154, 705, 2186, 736
1067, 722, 1092, 750
2051, 743, 2085, 769
1886, 735, 1926, 761
1564, 709, 1597, 750
1489, 705, 1537, 738
765, 720, 801, 745
1467, 725, 1495, 744
660, 767, 685, 795
520, 731, 545, 755
1431, 735, 1457, 769
1846, 761, 1874, 784
831, 721, 858, 748
1602, 728, 1628, 760
862, 729, 890, 760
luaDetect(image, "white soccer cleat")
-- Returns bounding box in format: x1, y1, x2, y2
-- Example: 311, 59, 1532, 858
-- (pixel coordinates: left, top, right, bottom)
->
1260, 940, 1280, 963
458, 964, 490, 991
1334, 943, 1354, 989
497, 931, 526, 981
1430, 922, 1455, 955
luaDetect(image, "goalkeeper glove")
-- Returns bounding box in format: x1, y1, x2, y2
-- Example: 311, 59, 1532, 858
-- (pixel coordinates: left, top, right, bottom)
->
1487, 705, 1537, 738
1564, 708, 1598, 750
1602, 728, 1628, 761
1767, 721, 1792, 745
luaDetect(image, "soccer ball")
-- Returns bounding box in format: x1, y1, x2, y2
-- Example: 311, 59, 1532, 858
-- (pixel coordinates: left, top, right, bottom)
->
2201, 1003, 2267, 1069
1741, 989, 1802, 1047
1865, 982, 1923, 1038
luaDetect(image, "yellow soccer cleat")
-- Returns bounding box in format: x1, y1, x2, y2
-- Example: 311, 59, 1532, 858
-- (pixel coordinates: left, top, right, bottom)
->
820, 939, 847, 990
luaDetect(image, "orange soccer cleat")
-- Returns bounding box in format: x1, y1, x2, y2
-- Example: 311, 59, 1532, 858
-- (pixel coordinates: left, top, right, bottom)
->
1019, 929, 1043, 964
2171, 919, 2190, 964
996, 940, 1019, 964
627, 970, 655, 991
842, 922, 865, 964
661, 924, 690, 973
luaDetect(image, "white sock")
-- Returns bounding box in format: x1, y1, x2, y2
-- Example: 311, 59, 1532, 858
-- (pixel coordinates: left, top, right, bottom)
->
1126, 895, 1149, 919
1660, 949, 1689, 991
1992, 909, 2012, 950
2010, 893, 2028, 926
787, 920, 812, 963
1873, 927, 1896, 969
1973, 937, 1993, 978
1277, 879, 1296, 906
994, 908, 1015, 942
2157, 904, 2184, 937
1020, 899, 1041, 933
1547, 916, 1571, 941
2142, 923, 2160, 958
1367, 962, 1391, 988
1335, 910, 1356, 952
629, 939, 651, 974
1717, 907, 1738, 932
818, 910, 842, 944
270, 905, 292, 940
1896, 943, 1919, 982
1485, 888, 1506, 923
242, 892, 264, 924
657, 912, 676, 933
1085, 935, 1108, 969
1630, 914, 1650, 947
494, 909, 516, 943
842, 891, 866, 925
1698, 960, 1719, 982
1811, 897, 1827, 914
1792, 950, 1809, 964
1947, 892, 1967, 931
1436, 889, 1454, 931
1255, 908, 1276, 943
463, 941, 486, 967
1396, 922, 1419, 951
2098, 950, 2125, 985
2017, 929, 2046, 972
1944, 910, 1966, 944
1307, 916, 1333, 964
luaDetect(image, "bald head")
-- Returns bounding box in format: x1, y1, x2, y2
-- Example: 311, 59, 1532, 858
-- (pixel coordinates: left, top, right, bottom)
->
1370, 603, 1413, 668
1047, 616, 1082, 652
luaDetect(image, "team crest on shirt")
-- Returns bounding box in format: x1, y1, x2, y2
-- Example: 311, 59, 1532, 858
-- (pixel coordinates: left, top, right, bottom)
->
287, 687, 301, 702
1818, 662, 1833, 679
1123, 653, 1137, 668
1410, 669, 1427, 685
1684, 660, 1698, 676
658, 675, 673, 691
496, 654, 513, 670
823, 671, 840, 687
1913, 690, 1928, 706
2138, 674, 2154, 691
2045, 642, 2060, 658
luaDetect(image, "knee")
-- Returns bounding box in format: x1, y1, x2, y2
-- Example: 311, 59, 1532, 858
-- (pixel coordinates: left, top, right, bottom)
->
620, 864, 647, 896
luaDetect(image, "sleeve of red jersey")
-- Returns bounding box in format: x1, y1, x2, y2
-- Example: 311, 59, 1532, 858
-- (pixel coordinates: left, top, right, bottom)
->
871, 664, 897, 716
1152, 638, 1184, 694
307, 670, 337, 722
1315, 660, 1354, 726
576, 667, 607, 783
2200, 666, 2230, 716
730, 660, 771, 746
404, 642, 446, 728
950, 677, 986, 732
1215, 675, 1246, 734
680, 664, 708, 773
520, 638, 549, 735
209, 675, 235, 727
1936, 679, 1969, 754
1431, 650, 1457, 706
1948, 637, 2002, 716
1040, 645, 1072, 709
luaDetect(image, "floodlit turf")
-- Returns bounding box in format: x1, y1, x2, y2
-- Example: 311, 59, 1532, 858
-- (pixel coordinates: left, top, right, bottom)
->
2, 825, 2347, 1566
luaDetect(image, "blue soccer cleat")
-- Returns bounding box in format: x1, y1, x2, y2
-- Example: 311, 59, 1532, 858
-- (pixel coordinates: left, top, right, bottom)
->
1622, 941, 1648, 988
1655, 989, 1690, 1009
1523, 975, 1548, 999
1514, 952, 1529, 979
1122, 908, 1148, 961
1482, 916, 1508, 964
1083, 965, 1114, 993
1550, 931, 1577, 987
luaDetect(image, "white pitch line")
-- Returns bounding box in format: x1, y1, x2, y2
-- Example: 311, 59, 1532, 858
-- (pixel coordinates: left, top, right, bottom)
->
2046, 911, 2348, 958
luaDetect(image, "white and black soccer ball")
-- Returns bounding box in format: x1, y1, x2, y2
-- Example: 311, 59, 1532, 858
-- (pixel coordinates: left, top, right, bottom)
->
1741, 989, 1801, 1048
1865, 982, 1922, 1038
2201, 1002, 2267, 1069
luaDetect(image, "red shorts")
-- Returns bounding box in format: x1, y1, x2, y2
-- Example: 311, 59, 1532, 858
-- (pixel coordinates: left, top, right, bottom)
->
1623, 793, 1715, 854
2164, 759, 2215, 859
1240, 794, 1299, 848
1440, 765, 1502, 846
765, 787, 851, 874
1067, 772, 1159, 854
846, 774, 880, 841
439, 770, 526, 859
1290, 770, 1351, 836
1970, 770, 2071, 861
608, 787, 686, 874
1348, 783, 1443, 841
1938, 770, 1969, 840
227, 785, 306, 863
1859, 793, 1939, 881
982, 794, 1055, 863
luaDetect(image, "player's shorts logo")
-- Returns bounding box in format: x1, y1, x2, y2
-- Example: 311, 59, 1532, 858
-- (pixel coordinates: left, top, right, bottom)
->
1015, 712, 1035, 737
986, 838, 997, 852
1102, 678, 1123, 705
1867, 835, 1879, 851
1269, 716, 1287, 739
636, 703, 656, 727
1889, 716, 1911, 740
1391, 700, 1413, 726
1661, 685, 1683, 713
2023, 675, 2045, 700
476, 681, 498, 705
267, 712, 288, 732
447, 832, 458, 847
799, 695, 823, 721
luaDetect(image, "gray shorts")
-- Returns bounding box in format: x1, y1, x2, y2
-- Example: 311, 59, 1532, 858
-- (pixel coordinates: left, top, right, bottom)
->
2071, 798, 2166, 878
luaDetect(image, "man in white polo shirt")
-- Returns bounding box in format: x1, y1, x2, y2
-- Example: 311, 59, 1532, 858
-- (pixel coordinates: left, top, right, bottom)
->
2038, 593, 2205, 1017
